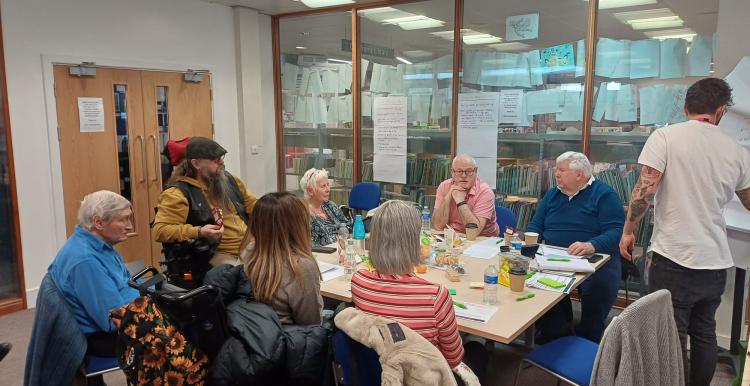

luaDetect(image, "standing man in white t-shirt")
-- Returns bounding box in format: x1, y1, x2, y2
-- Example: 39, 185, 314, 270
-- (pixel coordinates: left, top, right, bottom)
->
620, 78, 750, 386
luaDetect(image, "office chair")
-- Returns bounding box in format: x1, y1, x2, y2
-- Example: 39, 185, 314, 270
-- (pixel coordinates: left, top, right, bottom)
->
495, 206, 518, 234
348, 182, 381, 212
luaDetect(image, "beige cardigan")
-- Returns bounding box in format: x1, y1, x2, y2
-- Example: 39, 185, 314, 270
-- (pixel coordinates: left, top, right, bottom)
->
271, 256, 324, 325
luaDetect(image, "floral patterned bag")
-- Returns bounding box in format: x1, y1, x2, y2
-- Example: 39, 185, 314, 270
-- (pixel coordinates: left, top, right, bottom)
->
110, 296, 209, 385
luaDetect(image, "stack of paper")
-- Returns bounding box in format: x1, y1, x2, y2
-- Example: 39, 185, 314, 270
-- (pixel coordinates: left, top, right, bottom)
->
526, 272, 576, 294
536, 255, 594, 273
454, 302, 499, 324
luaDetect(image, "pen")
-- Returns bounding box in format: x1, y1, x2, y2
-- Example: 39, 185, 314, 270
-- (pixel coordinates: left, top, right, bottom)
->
453, 300, 467, 309
516, 293, 535, 301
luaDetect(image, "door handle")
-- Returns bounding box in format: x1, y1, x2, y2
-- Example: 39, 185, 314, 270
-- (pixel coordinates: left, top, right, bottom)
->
136, 135, 146, 183
149, 135, 160, 183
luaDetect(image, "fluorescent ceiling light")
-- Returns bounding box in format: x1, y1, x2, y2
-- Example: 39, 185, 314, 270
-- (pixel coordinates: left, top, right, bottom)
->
628, 17, 683, 30
328, 58, 352, 64
584, 0, 657, 10
395, 56, 412, 65
403, 50, 433, 58
360, 7, 413, 23
295, 46, 308, 50
383, 15, 444, 30
487, 42, 533, 51
300, 0, 354, 8
463, 33, 503, 45
430, 30, 460, 40
644, 28, 697, 41
614, 8, 684, 31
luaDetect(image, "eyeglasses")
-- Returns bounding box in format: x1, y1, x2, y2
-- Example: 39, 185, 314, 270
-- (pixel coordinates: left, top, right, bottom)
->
451, 168, 476, 176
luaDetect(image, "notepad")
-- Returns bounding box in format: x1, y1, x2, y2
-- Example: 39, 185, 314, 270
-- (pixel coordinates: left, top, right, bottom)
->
453, 302, 499, 324
526, 272, 575, 294
536, 255, 594, 273
318, 261, 346, 282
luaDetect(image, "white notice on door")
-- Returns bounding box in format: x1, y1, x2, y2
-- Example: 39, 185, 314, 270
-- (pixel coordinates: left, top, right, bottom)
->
77, 97, 105, 132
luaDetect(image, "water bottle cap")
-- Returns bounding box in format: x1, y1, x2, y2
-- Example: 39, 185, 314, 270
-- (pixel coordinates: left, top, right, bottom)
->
355, 214, 363, 221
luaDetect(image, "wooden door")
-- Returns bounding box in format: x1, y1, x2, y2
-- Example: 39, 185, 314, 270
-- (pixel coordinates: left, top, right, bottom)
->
140, 71, 213, 260
54, 66, 150, 263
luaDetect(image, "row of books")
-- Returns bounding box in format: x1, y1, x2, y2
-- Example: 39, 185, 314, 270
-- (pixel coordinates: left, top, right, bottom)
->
406, 156, 451, 187
329, 189, 350, 207
496, 165, 540, 197
333, 158, 354, 180
595, 168, 640, 206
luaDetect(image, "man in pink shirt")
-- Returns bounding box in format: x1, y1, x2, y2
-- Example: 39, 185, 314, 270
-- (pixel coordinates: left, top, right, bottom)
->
432, 154, 499, 238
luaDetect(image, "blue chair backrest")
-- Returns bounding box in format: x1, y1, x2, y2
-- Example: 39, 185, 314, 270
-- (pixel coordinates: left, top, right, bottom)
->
495, 206, 518, 235
333, 330, 381, 386
349, 182, 381, 211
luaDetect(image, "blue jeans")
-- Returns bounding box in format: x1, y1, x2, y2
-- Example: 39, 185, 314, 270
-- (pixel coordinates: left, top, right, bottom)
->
537, 255, 621, 343
649, 253, 726, 386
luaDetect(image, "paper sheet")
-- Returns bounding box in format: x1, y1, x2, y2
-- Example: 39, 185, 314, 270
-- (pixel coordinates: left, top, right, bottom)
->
77, 97, 105, 132
373, 154, 406, 183
575, 39, 586, 78
458, 127, 497, 158
318, 261, 346, 282
540, 43, 575, 73
663, 85, 688, 124
474, 156, 497, 189
629, 39, 660, 79
499, 89, 525, 124
506, 13, 539, 41
639, 84, 665, 125
458, 92, 500, 130
462, 237, 502, 259
536, 244, 583, 260
536, 255, 594, 273
592, 86, 606, 122
526, 272, 576, 294
616, 84, 637, 122
454, 302, 499, 324
528, 50, 544, 86
556, 90, 583, 121
525, 89, 563, 115
282, 63, 299, 91
596, 38, 629, 78
604, 82, 620, 121
660, 38, 687, 79
687, 35, 714, 77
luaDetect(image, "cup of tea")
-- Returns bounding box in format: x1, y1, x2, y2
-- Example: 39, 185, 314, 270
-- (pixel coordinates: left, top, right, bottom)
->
509, 267, 526, 293
524, 232, 539, 245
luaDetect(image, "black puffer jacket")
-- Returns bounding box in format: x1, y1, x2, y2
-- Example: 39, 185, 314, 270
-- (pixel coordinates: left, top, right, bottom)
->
204, 265, 330, 386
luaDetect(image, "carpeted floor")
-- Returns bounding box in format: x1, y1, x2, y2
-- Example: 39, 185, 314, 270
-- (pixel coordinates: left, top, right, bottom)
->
0, 307, 736, 386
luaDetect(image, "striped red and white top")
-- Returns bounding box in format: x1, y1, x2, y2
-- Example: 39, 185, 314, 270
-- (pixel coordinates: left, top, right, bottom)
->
350, 269, 465, 368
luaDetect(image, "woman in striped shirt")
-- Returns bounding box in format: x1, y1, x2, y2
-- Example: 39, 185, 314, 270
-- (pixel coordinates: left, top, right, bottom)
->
351, 200, 486, 381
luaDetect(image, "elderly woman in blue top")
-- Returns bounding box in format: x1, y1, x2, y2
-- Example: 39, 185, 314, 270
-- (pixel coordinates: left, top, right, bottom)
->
527, 151, 624, 343
300, 168, 352, 247
48, 190, 139, 357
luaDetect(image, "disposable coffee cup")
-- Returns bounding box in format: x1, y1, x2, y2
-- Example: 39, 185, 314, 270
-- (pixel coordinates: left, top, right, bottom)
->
524, 232, 539, 245
509, 267, 526, 293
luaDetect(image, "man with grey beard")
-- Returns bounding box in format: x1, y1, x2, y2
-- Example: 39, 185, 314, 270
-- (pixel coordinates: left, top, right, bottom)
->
153, 137, 256, 271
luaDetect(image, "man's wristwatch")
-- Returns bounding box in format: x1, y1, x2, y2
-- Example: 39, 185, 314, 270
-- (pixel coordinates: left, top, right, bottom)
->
456, 200, 468, 208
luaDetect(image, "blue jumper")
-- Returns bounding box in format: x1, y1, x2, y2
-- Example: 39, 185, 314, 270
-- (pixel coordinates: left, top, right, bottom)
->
527, 179, 625, 342
49, 226, 139, 334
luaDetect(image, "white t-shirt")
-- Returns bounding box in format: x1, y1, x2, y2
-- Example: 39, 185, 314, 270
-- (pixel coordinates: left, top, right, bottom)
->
639, 120, 750, 269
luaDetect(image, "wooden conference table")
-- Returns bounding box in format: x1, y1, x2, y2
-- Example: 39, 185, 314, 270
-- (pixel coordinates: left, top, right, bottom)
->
317, 238, 609, 345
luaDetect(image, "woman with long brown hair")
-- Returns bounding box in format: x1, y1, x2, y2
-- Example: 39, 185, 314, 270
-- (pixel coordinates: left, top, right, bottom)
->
241, 192, 323, 325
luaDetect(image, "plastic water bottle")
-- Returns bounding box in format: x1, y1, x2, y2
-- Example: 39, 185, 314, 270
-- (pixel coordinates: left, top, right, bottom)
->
483, 264, 498, 305
510, 234, 523, 251
344, 239, 357, 279
421, 207, 431, 235
337, 223, 349, 264
353, 214, 366, 256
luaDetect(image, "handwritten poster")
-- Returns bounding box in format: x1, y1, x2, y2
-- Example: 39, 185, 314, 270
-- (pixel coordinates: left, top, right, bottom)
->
499, 89, 524, 124
77, 97, 105, 133
457, 93, 499, 186
373, 96, 407, 183
506, 13, 539, 41
457, 92, 500, 130
540, 43, 575, 73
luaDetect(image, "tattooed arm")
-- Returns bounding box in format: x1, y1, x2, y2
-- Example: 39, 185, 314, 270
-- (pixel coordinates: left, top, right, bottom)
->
738, 187, 750, 211
619, 165, 663, 260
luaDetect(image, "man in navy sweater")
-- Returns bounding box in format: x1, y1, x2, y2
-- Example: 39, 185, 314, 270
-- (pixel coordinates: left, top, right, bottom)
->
527, 151, 624, 342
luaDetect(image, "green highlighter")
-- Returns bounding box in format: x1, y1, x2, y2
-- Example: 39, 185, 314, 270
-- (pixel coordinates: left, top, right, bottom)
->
547, 258, 570, 262
538, 277, 566, 289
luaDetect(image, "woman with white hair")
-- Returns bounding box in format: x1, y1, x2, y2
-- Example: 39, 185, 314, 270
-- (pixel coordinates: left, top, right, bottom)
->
526, 151, 624, 343
299, 168, 352, 247
351, 200, 487, 383
48, 190, 140, 359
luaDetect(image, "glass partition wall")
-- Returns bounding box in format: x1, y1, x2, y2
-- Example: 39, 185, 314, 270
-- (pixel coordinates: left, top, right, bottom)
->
359, 1, 455, 211
279, 12, 354, 204
273, 0, 725, 230
461, 0, 588, 230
